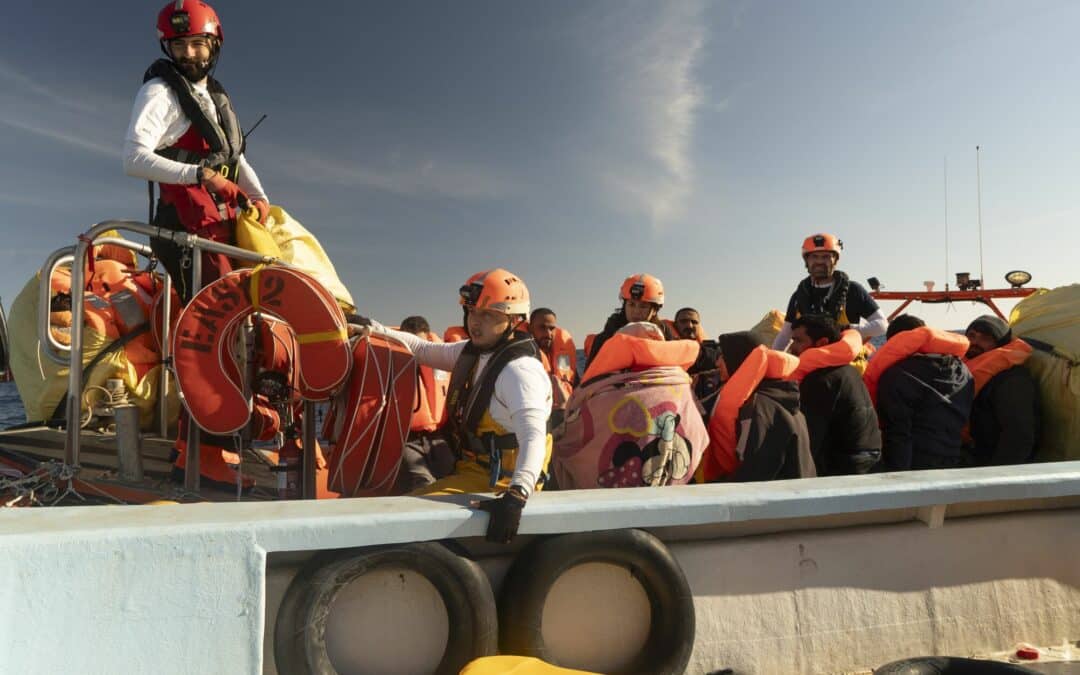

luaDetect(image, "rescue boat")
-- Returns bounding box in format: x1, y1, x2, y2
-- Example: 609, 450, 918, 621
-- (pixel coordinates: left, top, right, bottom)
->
0, 222, 1078, 675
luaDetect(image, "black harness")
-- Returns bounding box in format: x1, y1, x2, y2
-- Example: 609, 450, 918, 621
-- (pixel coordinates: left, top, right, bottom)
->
143, 59, 244, 175
444, 332, 543, 485
794, 270, 851, 322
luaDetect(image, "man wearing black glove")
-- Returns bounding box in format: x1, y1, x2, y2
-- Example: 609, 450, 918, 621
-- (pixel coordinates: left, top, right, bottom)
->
474, 485, 528, 543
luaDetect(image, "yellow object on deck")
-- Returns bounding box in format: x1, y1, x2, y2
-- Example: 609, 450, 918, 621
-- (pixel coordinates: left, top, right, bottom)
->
1010, 284, 1080, 462
460, 656, 600, 675
234, 205, 356, 312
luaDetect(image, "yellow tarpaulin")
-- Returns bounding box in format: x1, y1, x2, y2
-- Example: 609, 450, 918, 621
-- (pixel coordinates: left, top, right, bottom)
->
1010, 284, 1080, 462
235, 204, 356, 312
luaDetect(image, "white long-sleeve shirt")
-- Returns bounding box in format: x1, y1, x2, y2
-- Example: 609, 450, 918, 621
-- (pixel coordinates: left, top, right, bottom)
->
122, 78, 268, 202
375, 326, 552, 496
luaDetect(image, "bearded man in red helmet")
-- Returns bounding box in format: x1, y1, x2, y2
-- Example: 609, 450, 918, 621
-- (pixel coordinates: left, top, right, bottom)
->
123, 0, 270, 302
123, 0, 271, 488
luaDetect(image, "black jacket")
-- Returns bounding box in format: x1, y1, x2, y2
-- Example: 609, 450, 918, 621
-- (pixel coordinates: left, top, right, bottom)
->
968, 365, 1038, 465
731, 379, 817, 481
800, 364, 882, 475
877, 354, 974, 471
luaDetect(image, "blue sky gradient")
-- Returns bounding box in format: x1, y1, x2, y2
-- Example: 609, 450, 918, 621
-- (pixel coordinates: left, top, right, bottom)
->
2, 1, 1077, 340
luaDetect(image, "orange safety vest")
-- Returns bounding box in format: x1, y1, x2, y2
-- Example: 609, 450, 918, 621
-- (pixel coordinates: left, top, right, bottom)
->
701, 346, 800, 481
410, 331, 449, 432
539, 327, 578, 409
581, 332, 700, 383
792, 329, 862, 382
963, 337, 1032, 396
862, 326, 969, 404
443, 325, 469, 343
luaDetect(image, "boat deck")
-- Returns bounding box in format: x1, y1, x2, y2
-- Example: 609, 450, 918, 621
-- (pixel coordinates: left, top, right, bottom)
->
0, 425, 279, 504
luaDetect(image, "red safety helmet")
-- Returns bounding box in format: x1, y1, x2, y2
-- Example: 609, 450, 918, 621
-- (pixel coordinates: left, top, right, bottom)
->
157, 0, 223, 42
801, 233, 843, 260
459, 269, 530, 316
619, 274, 664, 306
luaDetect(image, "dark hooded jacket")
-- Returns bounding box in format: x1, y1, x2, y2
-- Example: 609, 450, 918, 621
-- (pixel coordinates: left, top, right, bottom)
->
731, 379, 817, 481
799, 364, 881, 475
969, 364, 1038, 466
877, 354, 974, 471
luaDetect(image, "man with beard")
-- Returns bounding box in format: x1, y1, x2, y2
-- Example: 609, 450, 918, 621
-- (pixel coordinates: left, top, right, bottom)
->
528, 307, 578, 426
963, 315, 1039, 465
123, 0, 270, 487
124, 0, 270, 302
773, 233, 887, 351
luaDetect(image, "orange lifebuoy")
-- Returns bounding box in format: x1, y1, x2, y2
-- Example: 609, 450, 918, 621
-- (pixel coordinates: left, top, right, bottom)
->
964, 337, 1032, 395
792, 328, 862, 382
702, 346, 799, 481
862, 327, 969, 404
172, 266, 351, 435
581, 332, 699, 383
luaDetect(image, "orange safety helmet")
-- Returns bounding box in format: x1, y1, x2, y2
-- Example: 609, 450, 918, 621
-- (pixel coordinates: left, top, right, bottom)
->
802, 233, 843, 259
620, 274, 664, 306
459, 269, 531, 316
157, 0, 223, 42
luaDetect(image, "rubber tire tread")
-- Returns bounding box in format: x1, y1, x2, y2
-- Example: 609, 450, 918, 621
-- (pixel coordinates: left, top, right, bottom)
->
874, 657, 1040, 674
497, 528, 694, 675
274, 541, 498, 675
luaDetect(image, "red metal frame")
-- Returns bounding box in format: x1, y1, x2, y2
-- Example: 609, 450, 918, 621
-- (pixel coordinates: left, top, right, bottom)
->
871, 287, 1037, 321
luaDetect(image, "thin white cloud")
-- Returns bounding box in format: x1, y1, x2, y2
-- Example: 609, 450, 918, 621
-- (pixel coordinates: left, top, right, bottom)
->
0, 58, 100, 115
578, 1, 707, 230
264, 144, 515, 201
0, 115, 119, 158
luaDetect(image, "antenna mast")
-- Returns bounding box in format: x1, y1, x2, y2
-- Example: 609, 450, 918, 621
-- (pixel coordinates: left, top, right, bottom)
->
944, 156, 949, 290
975, 145, 985, 287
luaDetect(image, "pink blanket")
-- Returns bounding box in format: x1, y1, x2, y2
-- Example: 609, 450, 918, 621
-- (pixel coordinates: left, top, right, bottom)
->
553, 366, 708, 489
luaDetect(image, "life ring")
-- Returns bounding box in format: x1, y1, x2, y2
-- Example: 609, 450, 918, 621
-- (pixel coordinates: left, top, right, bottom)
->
172, 266, 351, 435
874, 657, 1039, 674
274, 542, 498, 675
497, 528, 694, 675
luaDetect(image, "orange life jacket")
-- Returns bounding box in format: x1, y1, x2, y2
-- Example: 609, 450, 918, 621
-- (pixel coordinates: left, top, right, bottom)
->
964, 337, 1032, 396
862, 327, 969, 404
443, 325, 468, 343
792, 329, 862, 382
702, 346, 799, 481
581, 332, 700, 383
584, 333, 596, 359
410, 331, 449, 432
539, 327, 578, 409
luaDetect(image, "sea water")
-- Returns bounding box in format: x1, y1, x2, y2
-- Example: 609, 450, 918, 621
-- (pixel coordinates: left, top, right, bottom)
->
0, 381, 24, 430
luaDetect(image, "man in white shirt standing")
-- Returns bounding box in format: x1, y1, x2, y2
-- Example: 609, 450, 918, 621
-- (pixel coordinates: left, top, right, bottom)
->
124, 0, 270, 303
123, 0, 270, 488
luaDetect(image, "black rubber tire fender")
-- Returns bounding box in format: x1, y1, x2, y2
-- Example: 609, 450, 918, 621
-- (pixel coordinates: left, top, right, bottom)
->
274, 541, 498, 675
874, 656, 1041, 674
497, 528, 695, 675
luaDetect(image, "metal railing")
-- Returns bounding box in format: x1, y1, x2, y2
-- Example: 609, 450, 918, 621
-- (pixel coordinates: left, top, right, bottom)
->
52, 220, 307, 497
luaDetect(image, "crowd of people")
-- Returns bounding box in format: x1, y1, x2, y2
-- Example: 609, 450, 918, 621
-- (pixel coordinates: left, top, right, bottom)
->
125, 1, 1041, 543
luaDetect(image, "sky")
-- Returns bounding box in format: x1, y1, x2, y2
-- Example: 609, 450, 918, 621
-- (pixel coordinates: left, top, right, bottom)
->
2, 0, 1078, 342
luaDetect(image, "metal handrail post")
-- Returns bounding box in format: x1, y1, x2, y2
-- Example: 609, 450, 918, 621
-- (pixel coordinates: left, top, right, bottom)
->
302, 400, 317, 499
184, 245, 203, 492
158, 274, 172, 439
63, 239, 91, 466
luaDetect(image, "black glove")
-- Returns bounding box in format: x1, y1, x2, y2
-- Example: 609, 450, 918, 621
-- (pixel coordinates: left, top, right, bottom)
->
344, 313, 372, 327
475, 486, 527, 543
